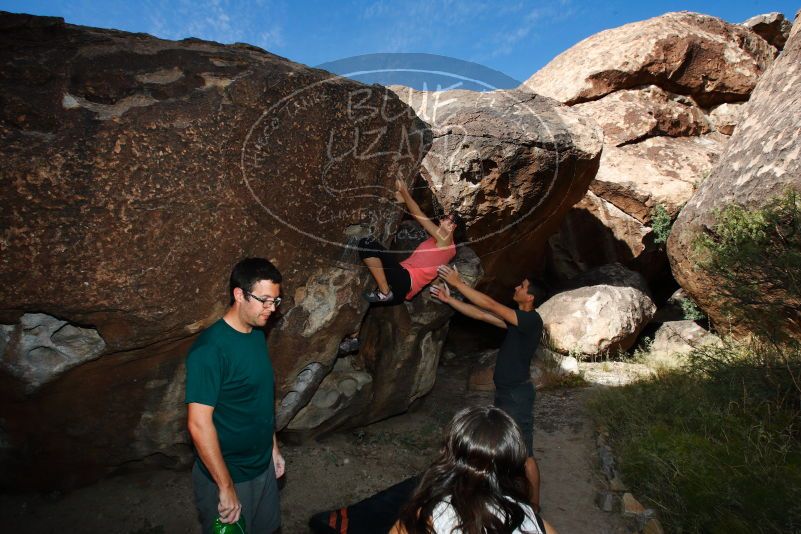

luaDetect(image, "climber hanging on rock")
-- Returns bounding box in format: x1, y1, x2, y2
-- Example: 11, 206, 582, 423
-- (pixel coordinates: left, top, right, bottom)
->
358, 178, 464, 305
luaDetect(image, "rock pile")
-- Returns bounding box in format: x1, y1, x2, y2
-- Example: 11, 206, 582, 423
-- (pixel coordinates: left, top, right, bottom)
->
529, 12, 777, 288
668, 14, 801, 340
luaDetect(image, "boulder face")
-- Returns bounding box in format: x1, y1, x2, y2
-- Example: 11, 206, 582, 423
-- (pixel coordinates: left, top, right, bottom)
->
537, 12, 771, 287
523, 11, 776, 106
0, 13, 427, 489
572, 85, 711, 146
590, 134, 726, 223
742, 12, 793, 50
388, 86, 603, 296
353, 236, 484, 426
538, 264, 656, 358
668, 16, 801, 340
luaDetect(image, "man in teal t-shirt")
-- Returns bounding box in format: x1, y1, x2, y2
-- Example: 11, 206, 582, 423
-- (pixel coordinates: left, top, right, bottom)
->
186, 258, 284, 533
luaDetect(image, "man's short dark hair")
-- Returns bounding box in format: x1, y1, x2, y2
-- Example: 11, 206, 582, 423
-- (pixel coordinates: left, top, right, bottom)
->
229, 258, 282, 305
525, 277, 548, 304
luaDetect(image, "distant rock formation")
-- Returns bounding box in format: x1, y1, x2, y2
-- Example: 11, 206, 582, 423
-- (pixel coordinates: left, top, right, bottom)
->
668, 15, 801, 340
523, 11, 775, 106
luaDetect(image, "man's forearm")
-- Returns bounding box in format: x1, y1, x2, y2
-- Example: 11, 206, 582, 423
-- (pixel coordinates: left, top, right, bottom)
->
189, 420, 234, 490
448, 294, 490, 320
449, 277, 497, 311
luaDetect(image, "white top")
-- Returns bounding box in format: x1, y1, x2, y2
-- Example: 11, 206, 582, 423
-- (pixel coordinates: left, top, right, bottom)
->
431, 498, 543, 534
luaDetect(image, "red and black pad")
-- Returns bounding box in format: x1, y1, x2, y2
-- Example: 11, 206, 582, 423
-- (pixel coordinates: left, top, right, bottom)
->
308, 476, 419, 534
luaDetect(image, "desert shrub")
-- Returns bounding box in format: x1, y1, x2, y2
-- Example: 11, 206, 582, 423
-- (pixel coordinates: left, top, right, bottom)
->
651, 204, 672, 245
680, 296, 706, 321
588, 338, 801, 533
589, 193, 801, 532
693, 190, 801, 340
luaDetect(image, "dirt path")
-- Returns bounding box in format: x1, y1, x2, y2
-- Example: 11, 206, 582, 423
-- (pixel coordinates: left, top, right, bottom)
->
1, 355, 633, 533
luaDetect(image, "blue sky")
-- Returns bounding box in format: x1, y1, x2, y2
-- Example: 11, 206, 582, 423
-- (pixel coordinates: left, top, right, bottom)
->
2, 1, 797, 83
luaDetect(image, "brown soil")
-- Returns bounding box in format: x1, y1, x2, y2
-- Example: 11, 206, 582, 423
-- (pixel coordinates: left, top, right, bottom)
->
0, 350, 640, 533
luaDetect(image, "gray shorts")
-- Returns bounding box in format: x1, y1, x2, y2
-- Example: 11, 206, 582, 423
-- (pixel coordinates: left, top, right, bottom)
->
192, 460, 280, 533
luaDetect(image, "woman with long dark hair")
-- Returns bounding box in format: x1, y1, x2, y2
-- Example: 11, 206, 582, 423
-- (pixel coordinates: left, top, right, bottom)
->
391, 406, 556, 534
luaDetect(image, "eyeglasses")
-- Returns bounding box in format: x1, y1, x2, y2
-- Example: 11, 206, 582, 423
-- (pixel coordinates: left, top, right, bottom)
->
244, 292, 282, 308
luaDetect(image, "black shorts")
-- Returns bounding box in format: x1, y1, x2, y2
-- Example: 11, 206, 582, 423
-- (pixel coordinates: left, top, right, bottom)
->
358, 237, 412, 305
494, 381, 535, 457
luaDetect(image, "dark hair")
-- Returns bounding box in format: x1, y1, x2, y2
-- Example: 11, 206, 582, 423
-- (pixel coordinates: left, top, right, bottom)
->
450, 211, 468, 243
525, 278, 548, 304
229, 258, 282, 305
399, 406, 531, 534
439, 210, 467, 243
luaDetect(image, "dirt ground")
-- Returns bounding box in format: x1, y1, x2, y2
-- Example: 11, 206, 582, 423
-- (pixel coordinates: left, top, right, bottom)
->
0, 349, 642, 534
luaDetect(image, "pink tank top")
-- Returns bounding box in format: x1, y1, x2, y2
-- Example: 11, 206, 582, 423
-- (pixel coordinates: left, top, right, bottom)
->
400, 236, 456, 300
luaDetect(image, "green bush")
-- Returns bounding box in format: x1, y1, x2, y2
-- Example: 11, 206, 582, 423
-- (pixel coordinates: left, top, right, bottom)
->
694, 190, 801, 340
652, 204, 672, 245
589, 338, 801, 533
680, 296, 706, 321
590, 191, 801, 532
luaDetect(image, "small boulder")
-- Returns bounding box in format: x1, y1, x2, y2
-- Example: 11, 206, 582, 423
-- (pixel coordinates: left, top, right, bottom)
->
650, 320, 721, 362
708, 102, 746, 135
742, 12, 793, 50
539, 264, 656, 357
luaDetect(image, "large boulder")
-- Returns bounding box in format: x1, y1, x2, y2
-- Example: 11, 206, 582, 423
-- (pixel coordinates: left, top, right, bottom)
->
590, 134, 726, 222
523, 12, 776, 106
538, 264, 656, 357
388, 86, 603, 296
0, 13, 427, 489
668, 16, 801, 340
